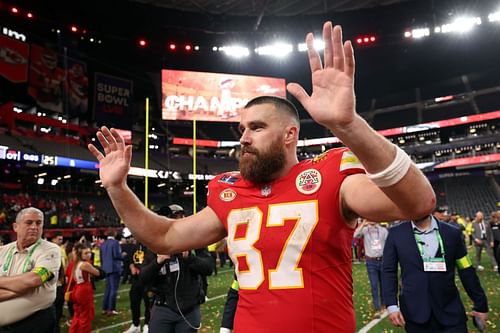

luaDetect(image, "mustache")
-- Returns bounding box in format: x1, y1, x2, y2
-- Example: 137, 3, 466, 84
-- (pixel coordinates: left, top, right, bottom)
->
241, 146, 258, 154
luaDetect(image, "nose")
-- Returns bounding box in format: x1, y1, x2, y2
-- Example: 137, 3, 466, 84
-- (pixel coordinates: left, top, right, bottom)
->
239, 129, 251, 145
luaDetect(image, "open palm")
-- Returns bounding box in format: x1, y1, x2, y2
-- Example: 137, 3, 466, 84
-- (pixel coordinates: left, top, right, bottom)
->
88, 127, 132, 189
288, 23, 356, 130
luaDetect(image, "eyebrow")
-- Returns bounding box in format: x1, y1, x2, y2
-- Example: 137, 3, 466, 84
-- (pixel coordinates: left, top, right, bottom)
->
238, 120, 268, 133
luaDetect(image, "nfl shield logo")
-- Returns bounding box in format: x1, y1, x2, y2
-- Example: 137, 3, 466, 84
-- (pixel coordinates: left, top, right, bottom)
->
261, 184, 272, 197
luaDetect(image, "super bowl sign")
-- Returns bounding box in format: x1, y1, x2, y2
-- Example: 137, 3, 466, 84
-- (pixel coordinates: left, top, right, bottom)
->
161, 69, 286, 122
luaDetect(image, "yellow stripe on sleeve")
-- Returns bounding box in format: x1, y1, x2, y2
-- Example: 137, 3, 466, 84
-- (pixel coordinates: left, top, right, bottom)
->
456, 255, 472, 270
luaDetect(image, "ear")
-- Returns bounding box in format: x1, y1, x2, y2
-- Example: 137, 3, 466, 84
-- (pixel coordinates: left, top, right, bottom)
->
284, 125, 298, 145
12, 222, 18, 232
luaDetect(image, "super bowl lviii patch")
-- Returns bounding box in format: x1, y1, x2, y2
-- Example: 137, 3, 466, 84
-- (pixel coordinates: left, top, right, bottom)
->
339, 150, 364, 172
296, 169, 322, 195
220, 188, 237, 202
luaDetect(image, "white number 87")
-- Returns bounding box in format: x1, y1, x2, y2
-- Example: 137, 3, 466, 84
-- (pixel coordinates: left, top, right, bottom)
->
227, 200, 319, 290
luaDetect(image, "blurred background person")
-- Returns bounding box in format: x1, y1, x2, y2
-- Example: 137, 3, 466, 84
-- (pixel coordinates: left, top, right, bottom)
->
139, 204, 212, 333
472, 211, 497, 271
354, 218, 388, 318
100, 230, 123, 315
68, 242, 103, 333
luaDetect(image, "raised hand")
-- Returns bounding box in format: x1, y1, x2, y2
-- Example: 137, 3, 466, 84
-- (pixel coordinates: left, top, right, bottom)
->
287, 21, 356, 131
87, 126, 132, 189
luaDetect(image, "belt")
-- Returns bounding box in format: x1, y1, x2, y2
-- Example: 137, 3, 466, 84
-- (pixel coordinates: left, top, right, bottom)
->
365, 256, 382, 261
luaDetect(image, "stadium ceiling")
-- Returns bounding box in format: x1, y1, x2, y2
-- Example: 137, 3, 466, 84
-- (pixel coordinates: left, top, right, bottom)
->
129, 0, 417, 16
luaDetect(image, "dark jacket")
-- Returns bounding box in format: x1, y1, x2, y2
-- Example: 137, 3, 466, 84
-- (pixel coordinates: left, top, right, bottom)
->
382, 219, 488, 326
100, 237, 123, 274
139, 247, 212, 312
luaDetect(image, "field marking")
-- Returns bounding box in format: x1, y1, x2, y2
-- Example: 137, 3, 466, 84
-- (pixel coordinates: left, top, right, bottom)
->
357, 310, 388, 333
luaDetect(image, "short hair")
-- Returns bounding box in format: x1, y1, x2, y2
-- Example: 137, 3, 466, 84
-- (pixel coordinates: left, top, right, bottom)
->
244, 96, 300, 127
15, 207, 44, 224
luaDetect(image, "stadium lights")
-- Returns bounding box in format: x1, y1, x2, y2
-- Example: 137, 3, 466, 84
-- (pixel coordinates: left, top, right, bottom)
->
404, 28, 430, 39
489, 11, 500, 22
255, 43, 293, 57
220, 45, 250, 58
37, 178, 44, 185
297, 39, 324, 52
435, 16, 482, 34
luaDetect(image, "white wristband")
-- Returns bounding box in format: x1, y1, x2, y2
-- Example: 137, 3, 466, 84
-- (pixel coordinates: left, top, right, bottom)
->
220, 328, 233, 333
367, 146, 412, 188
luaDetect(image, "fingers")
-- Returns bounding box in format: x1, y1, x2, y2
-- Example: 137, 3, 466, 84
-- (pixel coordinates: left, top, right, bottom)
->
323, 21, 333, 68
344, 40, 355, 77
286, 83, 310, 107
110, 128, 126, 149
306, 32, 322, 73
332, 25, 345, 71
101, 126, 119, 151
88, 143, 104, 161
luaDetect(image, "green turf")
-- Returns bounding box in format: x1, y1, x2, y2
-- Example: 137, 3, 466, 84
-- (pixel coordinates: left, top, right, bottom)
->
60, 252, 499, 333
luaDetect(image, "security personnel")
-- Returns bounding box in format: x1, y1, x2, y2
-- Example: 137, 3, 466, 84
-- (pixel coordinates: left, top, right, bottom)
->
383, 214, 488, 332
139, 205, 212, 333
0, 207, 61, 333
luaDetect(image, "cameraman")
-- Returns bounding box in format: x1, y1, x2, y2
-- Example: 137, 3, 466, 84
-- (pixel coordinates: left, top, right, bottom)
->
139, 205, 212, 332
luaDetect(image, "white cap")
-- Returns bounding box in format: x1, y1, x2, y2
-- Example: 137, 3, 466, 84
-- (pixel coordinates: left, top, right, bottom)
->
168, 204, 184, 213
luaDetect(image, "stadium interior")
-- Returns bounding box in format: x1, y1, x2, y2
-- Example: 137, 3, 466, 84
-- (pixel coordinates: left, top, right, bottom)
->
0, 0, 500, 234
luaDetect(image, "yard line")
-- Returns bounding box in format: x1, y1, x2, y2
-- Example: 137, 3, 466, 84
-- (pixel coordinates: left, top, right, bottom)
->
91, 292, 228, 332
357, 310, 388, 333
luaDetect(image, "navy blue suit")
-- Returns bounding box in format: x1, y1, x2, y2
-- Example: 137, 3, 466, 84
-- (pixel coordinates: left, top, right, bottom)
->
382, 220, 488, 331
100, 237, 123, 312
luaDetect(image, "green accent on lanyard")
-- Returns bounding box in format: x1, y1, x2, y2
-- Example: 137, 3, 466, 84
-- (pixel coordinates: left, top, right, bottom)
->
3, 239, 42, 274
414, 229, 445, 259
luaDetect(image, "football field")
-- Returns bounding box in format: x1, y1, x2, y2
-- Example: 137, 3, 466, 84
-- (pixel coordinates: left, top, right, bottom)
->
60, 256, 499, 333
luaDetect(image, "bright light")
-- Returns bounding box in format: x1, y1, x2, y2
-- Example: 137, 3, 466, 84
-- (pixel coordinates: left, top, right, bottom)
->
11, 7, 19, 14
37, 178, 45, 185
138, 39, 147, 47
71, 26, 78, 33
212, 46, 218, 51
169, 43, 176, 50
13, 107, 22, 113
185, 44, 192, 51
63, 175, 71, 179
194, 45, 200, 51
26, 12, 34, 19
51, 179, 58, 186
157, 183, 166, 188
297, 39, 324, 52
255, 43, 293, 57
489, 11, 500, 22
220, 45, 250, 58
439, 16, 481, 34
406, 28, 430, 39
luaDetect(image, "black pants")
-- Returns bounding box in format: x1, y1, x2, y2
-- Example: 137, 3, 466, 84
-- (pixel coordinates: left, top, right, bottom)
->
149, 304, 200, 333
405, 312, 467, 333
0, 306, 55, 333
53, 286, 64, 333
129, 276, 151, 327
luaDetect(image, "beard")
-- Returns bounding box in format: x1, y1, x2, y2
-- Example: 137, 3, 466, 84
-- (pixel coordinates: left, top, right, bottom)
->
239, 137, 285, 184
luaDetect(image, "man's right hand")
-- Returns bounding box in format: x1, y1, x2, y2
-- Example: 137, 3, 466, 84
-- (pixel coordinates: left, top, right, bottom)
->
87, 126, 132, 190
388, 311, 406, 327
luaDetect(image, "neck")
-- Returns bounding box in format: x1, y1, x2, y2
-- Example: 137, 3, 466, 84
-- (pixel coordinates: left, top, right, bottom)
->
414, 216, 432, 231
16, 239, 37, 251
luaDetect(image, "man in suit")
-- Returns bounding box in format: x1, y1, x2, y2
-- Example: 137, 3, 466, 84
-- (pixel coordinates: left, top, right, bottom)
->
472, 211, 497, 271
382, 214, 488, 332
100, 230, 123, 315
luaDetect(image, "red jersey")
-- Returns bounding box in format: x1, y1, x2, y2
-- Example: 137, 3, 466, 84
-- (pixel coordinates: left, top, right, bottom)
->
208, 148, 365, 333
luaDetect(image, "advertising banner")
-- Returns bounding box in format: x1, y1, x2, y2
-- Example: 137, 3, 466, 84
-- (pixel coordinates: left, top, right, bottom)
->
161, 69, 286, 122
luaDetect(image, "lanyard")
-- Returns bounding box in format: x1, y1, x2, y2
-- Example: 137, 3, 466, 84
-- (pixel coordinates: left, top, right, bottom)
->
414, 229, 445, 259
3, 239, 42, 274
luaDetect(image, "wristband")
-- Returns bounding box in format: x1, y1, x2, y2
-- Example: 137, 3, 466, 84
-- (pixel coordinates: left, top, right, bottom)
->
367, 146, 412, 188
32, 266, 54, 283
